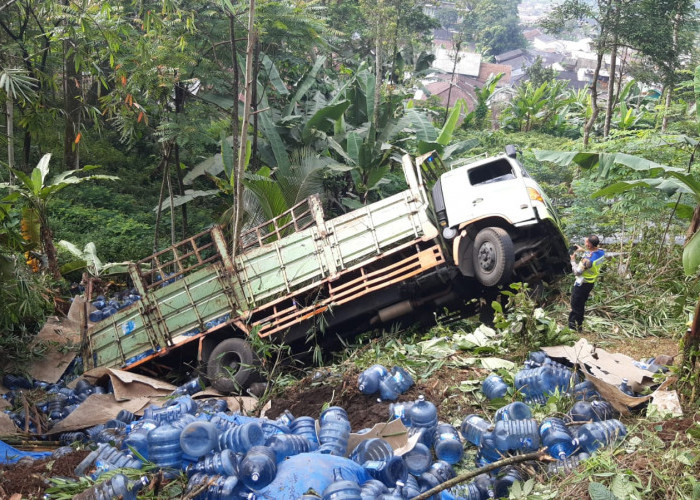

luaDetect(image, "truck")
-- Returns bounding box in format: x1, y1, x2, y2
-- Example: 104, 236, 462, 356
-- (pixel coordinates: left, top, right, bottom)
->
81, 147, 569, 393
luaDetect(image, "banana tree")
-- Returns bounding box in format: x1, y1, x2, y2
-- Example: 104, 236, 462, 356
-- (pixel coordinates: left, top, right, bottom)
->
0, 154, 118, 279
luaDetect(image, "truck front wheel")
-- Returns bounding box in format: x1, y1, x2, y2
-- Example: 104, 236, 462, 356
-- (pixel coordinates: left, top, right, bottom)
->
207, 338, 254, 394
473, 227, 514, 287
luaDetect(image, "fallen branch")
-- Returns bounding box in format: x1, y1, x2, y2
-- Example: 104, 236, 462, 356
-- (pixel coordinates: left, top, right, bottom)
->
410, 449, 552, 500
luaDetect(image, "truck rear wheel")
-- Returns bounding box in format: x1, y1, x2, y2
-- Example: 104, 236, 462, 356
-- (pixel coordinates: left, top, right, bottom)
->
473, 227, 514, 287
207, 338, 254, 394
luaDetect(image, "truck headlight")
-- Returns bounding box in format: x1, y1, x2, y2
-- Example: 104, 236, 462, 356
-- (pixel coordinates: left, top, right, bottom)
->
527, 187, 543, 203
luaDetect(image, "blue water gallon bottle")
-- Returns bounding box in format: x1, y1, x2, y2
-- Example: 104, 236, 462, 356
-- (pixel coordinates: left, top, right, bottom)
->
320, 406, 349, 424
322, 467, 362, 500
363, 455, 408, 487
180, 420, 219, 458
482, 374, 509, 400
318, 409, 351, 456
492, 419, 540, 453
395, 474, 422, 499
350, 438, 393, 464
590, 400, 617, 420
568, 400, 617, 423
476, 432, 502, 467
619, 378, 635, 396
116, 409, 137, 424
390, 366, 414, 393
360, 479, 389, 498
266, 433, 312, 461
408, 396, 438, 447
572, 380, 599, 400
275, 409, 295, 427
73, 474, 148, 500
218, 421, 265, 453
186, 449, 239, 477
494, 401, 532, 422
239, 445, 277, 490
573, 419, 627, 454
493, 466, 525, 498
358, 365, 389, 394
418, 460, 455, 491
539, 417, 575, 459
186, 473, 239, 500
289, 416, 319, 449
443, 482, 485, 500
401, 442, 432, 475
378, 375, 401, 401
388, 401, 414, 426
524, 350, 548, 368
147, 422, 182, 470
545, 452, 590, 477
171, 378, 203, 396
433, 423, 463, 465
460, 414, 491, 447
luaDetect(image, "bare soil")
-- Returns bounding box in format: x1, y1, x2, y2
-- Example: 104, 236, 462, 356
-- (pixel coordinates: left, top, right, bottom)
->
266, 364, 485, 430
0, 448, 90, 499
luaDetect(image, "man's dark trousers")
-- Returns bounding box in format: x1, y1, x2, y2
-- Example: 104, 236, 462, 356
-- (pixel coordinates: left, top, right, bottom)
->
569, 281, 594, 331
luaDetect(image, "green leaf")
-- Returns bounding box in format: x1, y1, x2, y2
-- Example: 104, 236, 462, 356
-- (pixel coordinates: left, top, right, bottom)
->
437, 99, 463, 146
346, 132, 362, 165
683, 229, 700, 275
480, 357, 515, 370
672, 203, 695, 220
183, 153, 224, 185
610, 475, 631, 499
302, 100, 351, 143
258, 109, 290, 171
284, 56, 326, 117
366, 165, 390, 191
589, 481, 619, 500
406, 109, 438, 142
261, 54, 289, 95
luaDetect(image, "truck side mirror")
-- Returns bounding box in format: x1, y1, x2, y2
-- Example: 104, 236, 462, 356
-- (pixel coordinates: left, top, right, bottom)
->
505, 145, 517, 158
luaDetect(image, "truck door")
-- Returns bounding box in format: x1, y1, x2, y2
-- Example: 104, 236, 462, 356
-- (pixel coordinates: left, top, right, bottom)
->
459, 158, 535, 226
440, 167, 474, 227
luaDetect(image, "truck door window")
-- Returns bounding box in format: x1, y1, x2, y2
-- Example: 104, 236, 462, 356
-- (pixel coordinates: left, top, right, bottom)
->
468, 159, 516, 185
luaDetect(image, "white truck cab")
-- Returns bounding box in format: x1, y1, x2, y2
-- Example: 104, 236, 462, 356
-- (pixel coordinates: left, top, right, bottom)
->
418, 146, 568, 287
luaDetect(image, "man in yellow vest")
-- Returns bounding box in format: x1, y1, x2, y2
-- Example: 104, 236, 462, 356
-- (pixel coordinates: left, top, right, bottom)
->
568, 235, 604, 332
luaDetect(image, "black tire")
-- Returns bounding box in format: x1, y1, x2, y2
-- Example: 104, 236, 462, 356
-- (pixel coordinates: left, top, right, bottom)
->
473, 227, 514, 287
206, 338, 254, 394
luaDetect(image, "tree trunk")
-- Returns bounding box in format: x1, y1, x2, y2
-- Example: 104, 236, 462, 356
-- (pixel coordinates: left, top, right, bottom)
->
251, 39, 260, 170
63, 35, 80, 170
231, 0, 256, 258
603, 40, 617, 137
173, 83, 188, 238
372, 34, 382, 145
583, 51, 604, 146
40, 215, 61, 280
443, 40, 461, 127
662, 10, 681, 133
6, 98, 14, 180
229, 14, 240, 163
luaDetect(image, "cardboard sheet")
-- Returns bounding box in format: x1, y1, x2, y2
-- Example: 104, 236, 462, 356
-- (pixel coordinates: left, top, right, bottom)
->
345, 418, 417, 457
73, 368, 176, 401
543, 339, 676, 414
0, 412, 19, 435
47, 394, 152, 434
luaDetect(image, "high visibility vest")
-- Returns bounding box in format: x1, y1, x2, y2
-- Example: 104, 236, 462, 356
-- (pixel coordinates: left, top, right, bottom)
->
582, 249, 605, 284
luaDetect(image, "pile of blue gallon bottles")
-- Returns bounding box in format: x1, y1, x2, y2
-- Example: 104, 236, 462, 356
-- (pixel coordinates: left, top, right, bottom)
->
1, 350, 636, 500
88, 289, 141, 322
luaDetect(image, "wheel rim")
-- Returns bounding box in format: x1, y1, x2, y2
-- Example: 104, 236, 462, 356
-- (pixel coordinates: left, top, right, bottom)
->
477, 242, 497, 272
219, 352, 242, 374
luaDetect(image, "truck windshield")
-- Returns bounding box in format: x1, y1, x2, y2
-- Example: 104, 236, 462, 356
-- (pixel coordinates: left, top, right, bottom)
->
468, 159, 515, 185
